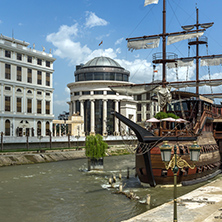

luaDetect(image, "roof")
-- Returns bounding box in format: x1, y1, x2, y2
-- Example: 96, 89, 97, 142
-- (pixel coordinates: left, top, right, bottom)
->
83, 56, 122, 68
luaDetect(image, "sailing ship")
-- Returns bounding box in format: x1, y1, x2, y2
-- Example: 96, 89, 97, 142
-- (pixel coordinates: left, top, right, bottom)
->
110, 0, 222, 187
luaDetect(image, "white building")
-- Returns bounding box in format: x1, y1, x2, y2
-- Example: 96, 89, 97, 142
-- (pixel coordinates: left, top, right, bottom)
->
0, 35, 56, 137
67, 56, 137, 136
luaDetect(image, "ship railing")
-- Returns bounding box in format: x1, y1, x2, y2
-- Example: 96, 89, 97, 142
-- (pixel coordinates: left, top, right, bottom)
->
159, 128, 192, 137
213, 130, 222, 139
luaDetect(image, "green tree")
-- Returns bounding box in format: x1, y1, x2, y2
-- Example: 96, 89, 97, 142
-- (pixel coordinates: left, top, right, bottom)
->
85, 134, 108, 159
155, 112, 179, 119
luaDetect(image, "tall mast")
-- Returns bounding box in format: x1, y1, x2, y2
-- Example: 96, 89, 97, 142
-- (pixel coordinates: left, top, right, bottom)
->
162, 0, 166, 86
195, 7, 200, 94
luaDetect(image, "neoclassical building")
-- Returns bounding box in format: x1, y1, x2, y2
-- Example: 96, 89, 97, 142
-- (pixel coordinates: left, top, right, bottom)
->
67, 56, 137, 136
0, 35, 56, 137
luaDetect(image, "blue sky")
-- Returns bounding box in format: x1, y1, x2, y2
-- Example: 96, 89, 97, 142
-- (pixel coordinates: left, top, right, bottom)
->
1, 0, 222, 118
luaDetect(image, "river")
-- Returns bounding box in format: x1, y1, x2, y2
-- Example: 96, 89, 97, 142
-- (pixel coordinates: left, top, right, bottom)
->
0, 154, 212, 222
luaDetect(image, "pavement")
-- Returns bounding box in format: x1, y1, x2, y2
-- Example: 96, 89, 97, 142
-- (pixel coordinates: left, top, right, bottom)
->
122, 176, 222, 222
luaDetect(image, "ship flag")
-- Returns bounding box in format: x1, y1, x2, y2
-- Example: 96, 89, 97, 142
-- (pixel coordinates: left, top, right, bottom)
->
144, 0, 159, 7
99, 40, 103, 46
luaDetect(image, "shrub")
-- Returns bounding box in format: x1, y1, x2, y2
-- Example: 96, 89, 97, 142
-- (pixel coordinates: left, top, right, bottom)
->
155, 112, 179, 119
85, 134, 108, 159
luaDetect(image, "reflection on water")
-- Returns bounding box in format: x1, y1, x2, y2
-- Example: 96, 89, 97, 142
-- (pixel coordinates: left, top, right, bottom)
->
0, 154, 215, 222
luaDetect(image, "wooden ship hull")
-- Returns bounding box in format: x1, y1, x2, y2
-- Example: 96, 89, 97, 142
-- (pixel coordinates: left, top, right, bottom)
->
113, 111, 221, 187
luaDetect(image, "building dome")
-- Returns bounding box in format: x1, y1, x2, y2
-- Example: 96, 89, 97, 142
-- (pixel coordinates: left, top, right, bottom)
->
74, 56, 130, 82
83, 56, 122, 68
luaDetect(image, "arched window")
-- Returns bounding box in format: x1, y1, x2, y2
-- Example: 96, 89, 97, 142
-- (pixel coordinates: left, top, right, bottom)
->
5, 119, 10, 136
17, 88, 22, 93
27, 90, 32, 94
37, 121, 41, 136
46, 121, 50, 136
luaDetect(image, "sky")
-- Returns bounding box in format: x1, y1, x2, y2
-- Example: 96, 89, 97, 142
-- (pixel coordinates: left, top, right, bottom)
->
1, 0, 222, 118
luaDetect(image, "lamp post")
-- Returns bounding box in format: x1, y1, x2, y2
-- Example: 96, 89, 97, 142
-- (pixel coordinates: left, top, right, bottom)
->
160, 141, 201, 222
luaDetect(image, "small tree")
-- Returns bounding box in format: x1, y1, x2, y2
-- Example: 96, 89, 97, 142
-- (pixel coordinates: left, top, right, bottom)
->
85, 134, 108, 171
85, 134, 108, 159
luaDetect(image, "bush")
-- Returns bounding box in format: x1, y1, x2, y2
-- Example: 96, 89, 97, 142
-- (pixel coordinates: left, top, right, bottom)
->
85, 134, 108, 159
155, 112, 179, 119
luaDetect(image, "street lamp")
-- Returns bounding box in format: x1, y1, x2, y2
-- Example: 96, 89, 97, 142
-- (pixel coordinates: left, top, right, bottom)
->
160, 141, 201, 222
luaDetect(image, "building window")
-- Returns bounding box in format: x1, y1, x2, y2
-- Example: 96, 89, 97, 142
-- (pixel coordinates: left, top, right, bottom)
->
74, 92, 80, 96
137, 95, 142, 101
137, 103, 142, 111
107, 91, 116, 95
5, 86, 11, 91
27, 90, 32, 94
94, 91, 103, 95
5, 120, 10, 136
46, 72, 50, 86
82, 91, 90, 95
137, 113, 141, 122
17, 88, 22, 93
5, 64, 11, 79
17, 66, 22, 81
27, 56, 32, 63
17, 53, 22, 60
5, 50, 11, 58
146, 93, 150, 100
37, 58, 42, 65
46, 92, 50, 96
37, 121, 41, 136
146, 113, 150, 120
146, 103, 150, 111
27, 99, 32, 113
5, 96, 11, 111
46, 61, 50, 67
46, 121, 50, 136
27, 69, 32, 83
46, 101, 50, 114
17, 98, 22, 112
37, 100, 42, 114
37, 71, 42, 85
37, 91, 42, 95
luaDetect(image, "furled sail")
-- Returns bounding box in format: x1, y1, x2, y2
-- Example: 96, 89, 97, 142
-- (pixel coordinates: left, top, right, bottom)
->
169, 79, 222, 89
144, 0, 159, 6
167, 32, 204, 45
201, 55, 222, 66
127, 37, 160, 51
167, 58, 194, 68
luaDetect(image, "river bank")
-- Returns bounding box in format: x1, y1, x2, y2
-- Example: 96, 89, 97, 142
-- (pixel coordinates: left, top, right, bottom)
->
123, 175, 222, 222
0, 145, 131, 167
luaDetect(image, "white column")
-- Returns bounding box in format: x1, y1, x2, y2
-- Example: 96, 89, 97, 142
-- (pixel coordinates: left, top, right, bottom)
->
42, 120, 46, 136
54, 124, 56, 137
12, 85, 16, 114
59, 124, 61, 137
80, 100, 85, 135
1, 83, 3, 112
23, 87, 26, 114
90, 99, 95, 135
114, 100, 119, 135
103, 99, 107, 136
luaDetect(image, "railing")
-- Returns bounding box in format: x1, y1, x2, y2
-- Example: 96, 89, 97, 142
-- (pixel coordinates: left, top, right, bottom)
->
157, 128, 192, 137
213, 130, 222, 139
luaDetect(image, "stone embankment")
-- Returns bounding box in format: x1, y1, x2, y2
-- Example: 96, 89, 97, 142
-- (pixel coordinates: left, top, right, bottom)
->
0, 149, 86, 167
0, 145, 132, 167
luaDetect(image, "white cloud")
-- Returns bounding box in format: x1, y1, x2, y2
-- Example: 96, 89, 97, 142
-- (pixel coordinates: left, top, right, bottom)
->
0, 20, 2, 24
18, 22, 23, 26
65, 87, 70, 94
115, 37, 124, 45
85, 11, 108, 28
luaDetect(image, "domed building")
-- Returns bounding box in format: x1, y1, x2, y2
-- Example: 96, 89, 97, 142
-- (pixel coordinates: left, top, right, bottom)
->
67, 56, 137, 136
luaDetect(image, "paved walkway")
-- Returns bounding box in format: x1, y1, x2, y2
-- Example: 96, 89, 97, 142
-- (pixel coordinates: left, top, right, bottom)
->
123, 176, 222, 222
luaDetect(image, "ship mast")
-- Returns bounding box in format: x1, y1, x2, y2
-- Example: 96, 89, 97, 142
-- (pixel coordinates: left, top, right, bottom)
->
162, 0, 166, 86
